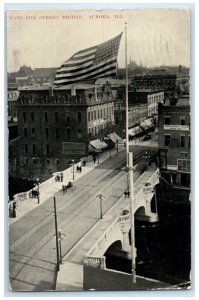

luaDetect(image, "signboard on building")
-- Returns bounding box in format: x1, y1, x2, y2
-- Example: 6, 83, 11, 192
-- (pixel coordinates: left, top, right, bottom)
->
63, 142, 86, 155
164, 125, 189, 131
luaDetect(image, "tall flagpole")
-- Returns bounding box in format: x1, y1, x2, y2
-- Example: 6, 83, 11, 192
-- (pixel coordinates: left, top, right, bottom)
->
125, 23, 129, 163
125, 22, 136, 284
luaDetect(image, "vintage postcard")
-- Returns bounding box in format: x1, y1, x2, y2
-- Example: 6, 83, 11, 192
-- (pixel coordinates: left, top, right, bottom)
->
7, 8, 191, 292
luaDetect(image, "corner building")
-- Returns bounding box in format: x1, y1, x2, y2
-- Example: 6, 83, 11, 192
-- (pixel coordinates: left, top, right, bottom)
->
16, 82, 115, 180
158, 96, 190, 190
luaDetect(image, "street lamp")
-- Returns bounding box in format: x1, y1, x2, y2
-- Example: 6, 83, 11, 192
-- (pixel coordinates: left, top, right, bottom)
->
70, 160, 75, 180
96, 147, 100, 164
96, 192, 105, 219
58, 229, 65, 264
143, 151, 150, 171
36, 178, 40, 204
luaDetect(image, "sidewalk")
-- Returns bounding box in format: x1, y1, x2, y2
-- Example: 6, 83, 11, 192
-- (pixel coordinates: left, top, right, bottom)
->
9, 144, 125, 225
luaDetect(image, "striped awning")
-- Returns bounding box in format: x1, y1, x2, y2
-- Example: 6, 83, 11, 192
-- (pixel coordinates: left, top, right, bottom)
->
128, 126, 142, 136
89, 139, 108, 152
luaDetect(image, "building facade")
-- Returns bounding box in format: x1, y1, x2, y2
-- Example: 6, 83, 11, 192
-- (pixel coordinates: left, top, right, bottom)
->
15, 82, 115, 180
132, 74, 176, 100
114, 102, 148, 138
158, 97, 190, 189
128, 89, 164, 121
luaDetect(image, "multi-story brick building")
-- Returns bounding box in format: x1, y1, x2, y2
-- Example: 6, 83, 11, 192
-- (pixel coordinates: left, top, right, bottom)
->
158, 96, 190, 189
128, 89, 164, 124
15, 82, 115, 180
114, 102, 148, 138
133, 74, 176, 100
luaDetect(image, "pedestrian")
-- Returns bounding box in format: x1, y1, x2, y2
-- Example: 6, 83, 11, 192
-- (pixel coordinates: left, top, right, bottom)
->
127, 190, 130, 198
124, 190, 127, 198
93, 156, 96, 164
82, 160, 86, 166
76, 165, 79, 173
79, 166, 82, 173
60, 172, 63, 182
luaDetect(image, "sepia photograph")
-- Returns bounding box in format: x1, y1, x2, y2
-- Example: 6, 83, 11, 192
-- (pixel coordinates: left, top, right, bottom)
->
7, 7, 191, 292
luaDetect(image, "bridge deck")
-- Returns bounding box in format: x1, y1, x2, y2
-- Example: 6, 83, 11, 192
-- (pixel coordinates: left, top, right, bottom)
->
56, 166, 159, 290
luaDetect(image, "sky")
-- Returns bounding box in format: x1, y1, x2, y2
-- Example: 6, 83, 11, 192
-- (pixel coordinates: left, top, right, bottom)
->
7, 9, 190, 72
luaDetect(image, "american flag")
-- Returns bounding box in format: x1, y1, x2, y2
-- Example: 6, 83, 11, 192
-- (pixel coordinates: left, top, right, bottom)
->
53, 33, 123, 86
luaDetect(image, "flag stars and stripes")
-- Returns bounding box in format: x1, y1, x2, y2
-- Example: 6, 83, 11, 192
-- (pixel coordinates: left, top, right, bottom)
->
53, 32, 123, 86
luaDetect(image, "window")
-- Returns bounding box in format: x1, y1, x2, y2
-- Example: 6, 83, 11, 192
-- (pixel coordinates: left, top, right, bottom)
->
55, 112, 58, 122
23, 128, 28, 137
25, 158, 28, 164
67, 128, 70, 138
32, 144, 36, 154
31, 128, 35, 135
46, 144, 49, 154
55, 159, 60, 165
31, 112, 34, 122
181, 152, 188, 158
77, 112, 81, 122
46, 159, 50, 165
45, 128, 49, 139
97, 110, 100, 119
77, 129, 82, 139
32, 158, 37, 164
88, 111, 90, 122
94, 110, 96, 120
65, 112, 70, 123
91, 111, 93, 121
180, 117, 186, 125
45, 112, 48, 122
188, 136, 190, 148
180, 135, 185, 148
177, 159, 190, 173
164, 116, 171, 125
25, 144, 28, 154
55, 128, 59, 139
23, 112, 26, 122
164, 135, 170, 146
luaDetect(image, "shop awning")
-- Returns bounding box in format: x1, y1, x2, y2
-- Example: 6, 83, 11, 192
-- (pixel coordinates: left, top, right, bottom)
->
140, 121, 150, 130
107, 132, 123, 143
89, 139, 108, 152
128, 126, 142, 136
144, 118, 154, 127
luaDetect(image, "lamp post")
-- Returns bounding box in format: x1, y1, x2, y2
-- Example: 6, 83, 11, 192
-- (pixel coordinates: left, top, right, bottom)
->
58, 229, 65, 264
97, 147, 100, 164
96, 192, 105, 219
143, 151, 150, 171
116, 139, 119, 153
36, 178, 40, 204
70, 159, 75, 180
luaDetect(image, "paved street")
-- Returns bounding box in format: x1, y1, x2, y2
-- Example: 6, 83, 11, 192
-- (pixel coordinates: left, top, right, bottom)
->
9, 143, 157, 291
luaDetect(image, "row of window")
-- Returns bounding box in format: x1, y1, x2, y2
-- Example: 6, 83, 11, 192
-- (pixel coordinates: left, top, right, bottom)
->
164, 135, 190, 148
24, 144, 50, 155
164, 116, 190, 126
24, 157, 60, 165
22, 111, 82, 123
23, 127, 82, 139
88, 106, 113, 122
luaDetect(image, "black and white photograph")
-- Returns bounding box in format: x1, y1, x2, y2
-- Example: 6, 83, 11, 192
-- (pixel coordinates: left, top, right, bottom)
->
7, 7, 192, 292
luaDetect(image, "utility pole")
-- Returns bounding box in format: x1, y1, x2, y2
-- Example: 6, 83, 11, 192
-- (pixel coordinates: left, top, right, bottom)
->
128, 152, 136, 283
53, 196, 60, 272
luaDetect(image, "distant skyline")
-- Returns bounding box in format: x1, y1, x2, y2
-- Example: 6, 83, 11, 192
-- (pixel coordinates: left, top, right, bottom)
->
7, 9, 190, 72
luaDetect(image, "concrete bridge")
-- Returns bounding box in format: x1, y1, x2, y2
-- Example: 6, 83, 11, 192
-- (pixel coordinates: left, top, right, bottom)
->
83, 168, 160, 272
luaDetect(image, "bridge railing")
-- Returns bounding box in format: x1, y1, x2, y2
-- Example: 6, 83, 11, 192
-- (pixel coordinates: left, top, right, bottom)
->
84, 216, 120, 266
